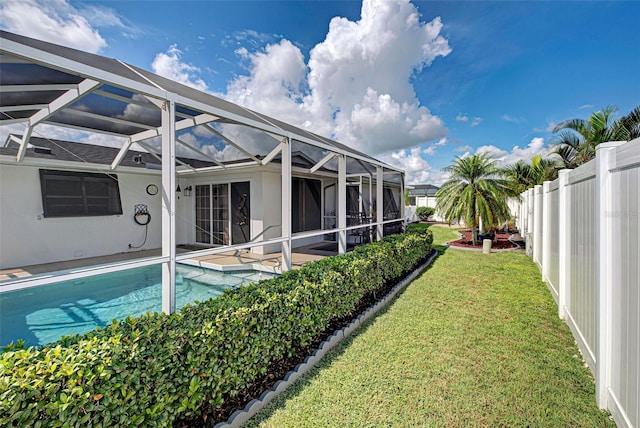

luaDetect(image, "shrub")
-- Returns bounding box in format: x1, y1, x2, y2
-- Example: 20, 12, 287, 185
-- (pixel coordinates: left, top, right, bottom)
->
416, 206, 435, 221
0, 229, 432, 426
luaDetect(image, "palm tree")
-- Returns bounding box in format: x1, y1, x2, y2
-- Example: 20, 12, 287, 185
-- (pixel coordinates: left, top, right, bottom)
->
503, 155, 562, 195
503, 160, 535, 196
436, 153, 512, 245
552, 104, 640, 168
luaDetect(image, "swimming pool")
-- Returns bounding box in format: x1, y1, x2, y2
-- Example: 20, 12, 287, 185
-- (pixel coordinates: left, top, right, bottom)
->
0, 264, 275, 348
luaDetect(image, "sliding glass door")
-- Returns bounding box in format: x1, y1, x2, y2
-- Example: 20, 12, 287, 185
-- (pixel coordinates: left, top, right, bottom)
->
195, 182, 250, 246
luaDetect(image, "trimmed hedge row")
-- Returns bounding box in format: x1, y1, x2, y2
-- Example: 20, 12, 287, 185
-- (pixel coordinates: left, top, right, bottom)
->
0, 229, 433, 426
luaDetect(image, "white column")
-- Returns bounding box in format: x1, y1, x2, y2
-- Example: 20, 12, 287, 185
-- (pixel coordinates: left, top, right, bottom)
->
281, 137, 292, 271
368, 173, 374, 242
368, 174, 373, 215
557, 170, 571, 320
161, 100, 176, 315
376, 166, 384, 241
595, 141, 624, 408
541, 181, 551, 284
337, 155, 347, 254
400, 172, 405, 225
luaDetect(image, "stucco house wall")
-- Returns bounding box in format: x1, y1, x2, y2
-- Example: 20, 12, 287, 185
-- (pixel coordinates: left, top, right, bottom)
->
0, 159, 339, 268
0, 163, 163, 269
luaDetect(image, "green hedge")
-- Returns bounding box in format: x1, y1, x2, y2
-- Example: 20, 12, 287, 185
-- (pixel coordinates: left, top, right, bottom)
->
0, 229, 432, 426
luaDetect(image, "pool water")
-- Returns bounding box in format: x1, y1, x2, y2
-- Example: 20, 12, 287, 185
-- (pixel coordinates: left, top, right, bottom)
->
0, 265, 274, 348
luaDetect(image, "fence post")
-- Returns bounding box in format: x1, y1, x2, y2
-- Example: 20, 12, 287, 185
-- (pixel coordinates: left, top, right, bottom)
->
533, 185, 543, 266
541, 181, 551, 283
557, 170, 571, 320
595, 142, 624, 408
526, 188, 534, 257
518, 192, 527, 236
517, 196, 523, 233
522, 190, 528, 235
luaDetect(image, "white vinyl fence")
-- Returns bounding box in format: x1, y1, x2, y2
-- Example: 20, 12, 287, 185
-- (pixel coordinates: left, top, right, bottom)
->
515, 138, 640, 428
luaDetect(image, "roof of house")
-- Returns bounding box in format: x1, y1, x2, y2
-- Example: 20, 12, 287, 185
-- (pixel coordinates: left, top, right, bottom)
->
0, 30, 401, 174
0, 135, 342, 173
1, 135, 219, 169
408, 184, 439, 196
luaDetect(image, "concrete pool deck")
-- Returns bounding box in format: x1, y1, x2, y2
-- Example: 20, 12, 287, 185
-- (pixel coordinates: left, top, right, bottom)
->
0, 244, 336, 285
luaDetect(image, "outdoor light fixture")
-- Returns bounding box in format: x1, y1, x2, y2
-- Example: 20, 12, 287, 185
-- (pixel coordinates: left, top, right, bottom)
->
176, 184, 181, 193
183, 185, 192, 197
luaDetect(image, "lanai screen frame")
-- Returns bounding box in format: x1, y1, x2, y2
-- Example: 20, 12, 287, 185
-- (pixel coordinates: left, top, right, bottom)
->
0, 30, 405, 314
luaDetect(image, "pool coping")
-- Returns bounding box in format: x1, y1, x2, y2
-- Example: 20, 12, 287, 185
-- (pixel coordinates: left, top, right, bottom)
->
179, 258, 280, 275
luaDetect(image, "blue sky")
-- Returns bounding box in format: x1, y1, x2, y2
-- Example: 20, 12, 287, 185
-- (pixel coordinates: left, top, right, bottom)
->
1, 0, 638, 185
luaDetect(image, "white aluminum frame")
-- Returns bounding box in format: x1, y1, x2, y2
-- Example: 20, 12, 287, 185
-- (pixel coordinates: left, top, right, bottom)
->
0, 32, 406, 315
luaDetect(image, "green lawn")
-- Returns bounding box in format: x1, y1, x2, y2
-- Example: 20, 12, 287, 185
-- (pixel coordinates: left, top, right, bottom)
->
247, 226, 613, 427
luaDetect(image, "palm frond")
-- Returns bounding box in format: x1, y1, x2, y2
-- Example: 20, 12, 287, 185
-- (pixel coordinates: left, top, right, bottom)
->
553, 118, 591, 136
618, 105, 640, 140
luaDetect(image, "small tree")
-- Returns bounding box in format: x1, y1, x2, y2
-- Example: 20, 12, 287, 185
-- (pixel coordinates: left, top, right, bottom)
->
436, 153, 511, 245
416, 206, 435, 221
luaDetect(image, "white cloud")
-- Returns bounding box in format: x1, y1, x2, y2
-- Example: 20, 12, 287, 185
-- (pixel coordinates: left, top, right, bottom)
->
456, 114, 481, 127
224, 0, 451, 155
432, 137, 447, 148
470, 117, 482, 127
578, 104, 594, 110
380, 147, 435, 185
226, 39, 308, 125
152, 45, 209, 91
533, 121, 557, 132
0, 124, 24, 147
501, 114, 525, 124
454, 144, 473, 153
474, 137, 552, 167
419, 137, 446, 155
81, 5, 128, 31
0, 0, 128, 53
376, 139, 451, 186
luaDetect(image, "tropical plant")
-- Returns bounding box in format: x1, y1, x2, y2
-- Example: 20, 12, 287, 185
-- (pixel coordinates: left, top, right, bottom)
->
617, 105, 640, 141
435, 153, 511, 245
503, 160, 534, 195
416, 206, 435, 221
503, 155, 562, 195
552, 104, 640, 168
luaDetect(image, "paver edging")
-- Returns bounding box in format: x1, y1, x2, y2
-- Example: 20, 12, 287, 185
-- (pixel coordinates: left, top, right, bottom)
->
214, 248, 438, 428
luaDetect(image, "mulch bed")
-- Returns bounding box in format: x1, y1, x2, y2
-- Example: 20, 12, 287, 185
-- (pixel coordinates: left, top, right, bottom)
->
448, 229, 518, 250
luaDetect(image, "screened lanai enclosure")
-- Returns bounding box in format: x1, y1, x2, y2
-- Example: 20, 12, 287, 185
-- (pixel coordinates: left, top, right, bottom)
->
0, 30, 405, 325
